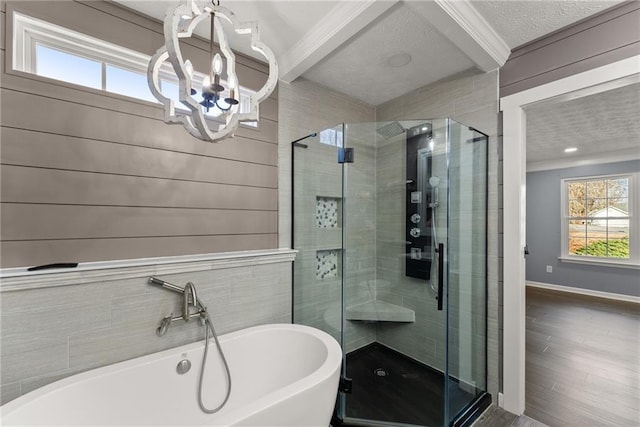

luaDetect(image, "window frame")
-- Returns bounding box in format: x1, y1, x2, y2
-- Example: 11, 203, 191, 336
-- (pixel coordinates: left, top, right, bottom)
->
560, 172, 639, 268
12, 11, 258, 128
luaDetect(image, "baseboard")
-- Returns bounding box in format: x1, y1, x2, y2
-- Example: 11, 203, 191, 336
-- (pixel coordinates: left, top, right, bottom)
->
526, 281, 640, 304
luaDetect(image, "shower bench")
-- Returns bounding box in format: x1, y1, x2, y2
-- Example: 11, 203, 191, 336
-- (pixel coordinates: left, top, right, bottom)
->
346, 300, 415, 323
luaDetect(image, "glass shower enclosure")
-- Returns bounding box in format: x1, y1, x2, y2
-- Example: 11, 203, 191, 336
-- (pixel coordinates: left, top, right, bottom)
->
292, 119, 489, 426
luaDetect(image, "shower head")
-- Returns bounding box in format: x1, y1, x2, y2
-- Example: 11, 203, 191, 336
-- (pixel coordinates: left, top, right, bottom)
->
429, 176, 440, 187
376, 121, 405, 140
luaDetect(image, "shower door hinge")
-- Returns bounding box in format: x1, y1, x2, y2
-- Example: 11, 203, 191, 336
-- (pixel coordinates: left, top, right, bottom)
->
338, 147, 354, 163
340, 376, 353, 394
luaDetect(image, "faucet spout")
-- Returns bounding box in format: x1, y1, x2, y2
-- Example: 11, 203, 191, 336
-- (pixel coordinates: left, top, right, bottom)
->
182, 282, 198, 322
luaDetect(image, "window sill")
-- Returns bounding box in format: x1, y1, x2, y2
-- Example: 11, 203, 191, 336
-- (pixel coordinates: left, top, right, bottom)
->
558, 256, 640, 269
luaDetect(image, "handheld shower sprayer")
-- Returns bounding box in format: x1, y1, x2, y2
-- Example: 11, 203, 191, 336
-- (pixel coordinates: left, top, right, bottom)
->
427, 176, 440, 298
429, 176, 440, 208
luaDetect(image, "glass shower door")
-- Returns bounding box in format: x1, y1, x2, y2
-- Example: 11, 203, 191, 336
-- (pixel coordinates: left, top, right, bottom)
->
341, 119, 451, 426
445, 120, 488, 424
291, 125, 345, 348
292, 119, 489, 427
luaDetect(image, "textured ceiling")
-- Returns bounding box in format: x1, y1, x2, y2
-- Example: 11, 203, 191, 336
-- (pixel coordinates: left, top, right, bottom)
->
301, 3, 475, 106
526, 83, 640, 166
116, 0, 628, 105
472, 0, 625, 49
113, 0, 339, 59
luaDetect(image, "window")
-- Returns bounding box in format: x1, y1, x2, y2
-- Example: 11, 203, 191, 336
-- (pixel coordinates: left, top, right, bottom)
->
561, 173, 639, 266
12, 12, 257, 127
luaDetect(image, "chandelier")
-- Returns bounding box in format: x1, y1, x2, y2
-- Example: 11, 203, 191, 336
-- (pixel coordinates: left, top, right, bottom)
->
147, 0, 278, 142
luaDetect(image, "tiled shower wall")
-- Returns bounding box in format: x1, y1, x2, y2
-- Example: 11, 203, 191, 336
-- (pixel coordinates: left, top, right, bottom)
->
278, 78, 378, 351
376, 69, 501, 400
279, 71, 500, 400
0, 253, 294, 405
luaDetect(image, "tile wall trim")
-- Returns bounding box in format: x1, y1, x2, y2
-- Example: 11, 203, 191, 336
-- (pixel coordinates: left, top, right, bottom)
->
0, 249, 297, 292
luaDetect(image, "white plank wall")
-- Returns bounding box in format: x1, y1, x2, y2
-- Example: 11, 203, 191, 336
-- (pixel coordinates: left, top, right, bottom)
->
0, 1, 279, 268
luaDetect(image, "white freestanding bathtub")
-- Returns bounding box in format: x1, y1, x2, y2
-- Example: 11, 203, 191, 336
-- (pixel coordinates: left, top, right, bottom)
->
1, 324, 342, 426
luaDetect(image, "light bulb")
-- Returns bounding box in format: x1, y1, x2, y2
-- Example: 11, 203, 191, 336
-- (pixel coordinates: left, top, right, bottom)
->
202, 75, 212, 94
212, 53, 223, 75
227, 74, 237, 88
224, 74, 239, 105
184, 60, 194, 78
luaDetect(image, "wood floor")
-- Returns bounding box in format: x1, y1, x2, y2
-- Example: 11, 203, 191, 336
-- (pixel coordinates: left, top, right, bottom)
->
525, 286, 640, 426
472, 405, 547, 427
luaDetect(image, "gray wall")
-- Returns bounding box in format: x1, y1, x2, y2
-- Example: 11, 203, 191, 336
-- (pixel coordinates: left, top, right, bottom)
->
526, 160, 640, 297
1, 1, 278, 268
500, 1, 640, 97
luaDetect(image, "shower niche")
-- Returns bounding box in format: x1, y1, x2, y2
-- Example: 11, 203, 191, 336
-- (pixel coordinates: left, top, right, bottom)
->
292, 119, 489, 427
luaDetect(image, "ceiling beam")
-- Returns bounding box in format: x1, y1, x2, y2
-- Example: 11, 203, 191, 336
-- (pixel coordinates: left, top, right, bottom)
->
278, 0, 399, 83
405, 0, 511, 72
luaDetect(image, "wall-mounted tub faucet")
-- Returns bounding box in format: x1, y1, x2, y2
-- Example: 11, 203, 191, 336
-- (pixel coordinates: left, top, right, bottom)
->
148, 277, 231, 413
149, 277, 205, 335
182, 282, 198, 322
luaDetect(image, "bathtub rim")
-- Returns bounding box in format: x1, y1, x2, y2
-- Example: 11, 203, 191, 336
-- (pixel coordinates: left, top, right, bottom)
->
1, 323, 342, 424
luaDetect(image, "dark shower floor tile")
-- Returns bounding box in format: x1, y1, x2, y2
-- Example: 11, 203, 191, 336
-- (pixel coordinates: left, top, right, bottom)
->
344, 343, 476, 426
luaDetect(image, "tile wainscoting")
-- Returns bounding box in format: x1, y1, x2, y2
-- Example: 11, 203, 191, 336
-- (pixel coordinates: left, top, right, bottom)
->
0, 249, 296, 404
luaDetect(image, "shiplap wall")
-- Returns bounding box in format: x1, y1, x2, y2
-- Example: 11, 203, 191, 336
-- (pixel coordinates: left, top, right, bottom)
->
500, 1, 640, 97
0, 1, 278, 268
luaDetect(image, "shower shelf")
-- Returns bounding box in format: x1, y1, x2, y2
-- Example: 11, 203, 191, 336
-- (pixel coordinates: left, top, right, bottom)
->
346, 300, 415, 323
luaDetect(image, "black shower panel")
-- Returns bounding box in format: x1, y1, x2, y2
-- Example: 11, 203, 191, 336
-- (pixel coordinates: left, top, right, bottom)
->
405, 124, 434, 280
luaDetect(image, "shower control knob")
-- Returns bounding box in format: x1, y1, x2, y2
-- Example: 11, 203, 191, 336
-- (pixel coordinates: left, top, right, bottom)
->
410, 227, 421, 238
410, 213, 421, 224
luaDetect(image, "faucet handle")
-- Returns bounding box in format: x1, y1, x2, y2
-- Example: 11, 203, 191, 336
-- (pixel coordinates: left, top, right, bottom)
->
157, 314, 173, 336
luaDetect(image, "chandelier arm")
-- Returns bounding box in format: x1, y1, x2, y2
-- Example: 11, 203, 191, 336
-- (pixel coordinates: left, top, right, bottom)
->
214, 99, 233, 112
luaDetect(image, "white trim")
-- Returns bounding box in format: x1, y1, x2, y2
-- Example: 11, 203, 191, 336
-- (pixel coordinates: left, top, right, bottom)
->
558, 256, 639, 269
0, 249, 297, 292
500, 54, 640, 416
278, 0, 399, 83
416, 0, 511, 72
11, 10, 257, 126
13, 11, 150, 74
500, 98, 527, 416
527, 147, 640, 172
406, 0, 510, 71
527, 281, 640, 304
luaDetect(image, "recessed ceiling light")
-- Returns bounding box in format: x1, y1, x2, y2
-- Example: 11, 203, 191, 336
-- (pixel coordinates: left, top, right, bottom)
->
387, 53, 412, 68
564, 147, 578, 153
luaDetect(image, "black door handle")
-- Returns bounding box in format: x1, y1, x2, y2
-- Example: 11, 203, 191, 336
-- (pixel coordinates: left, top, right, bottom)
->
437, 243, 444, 311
